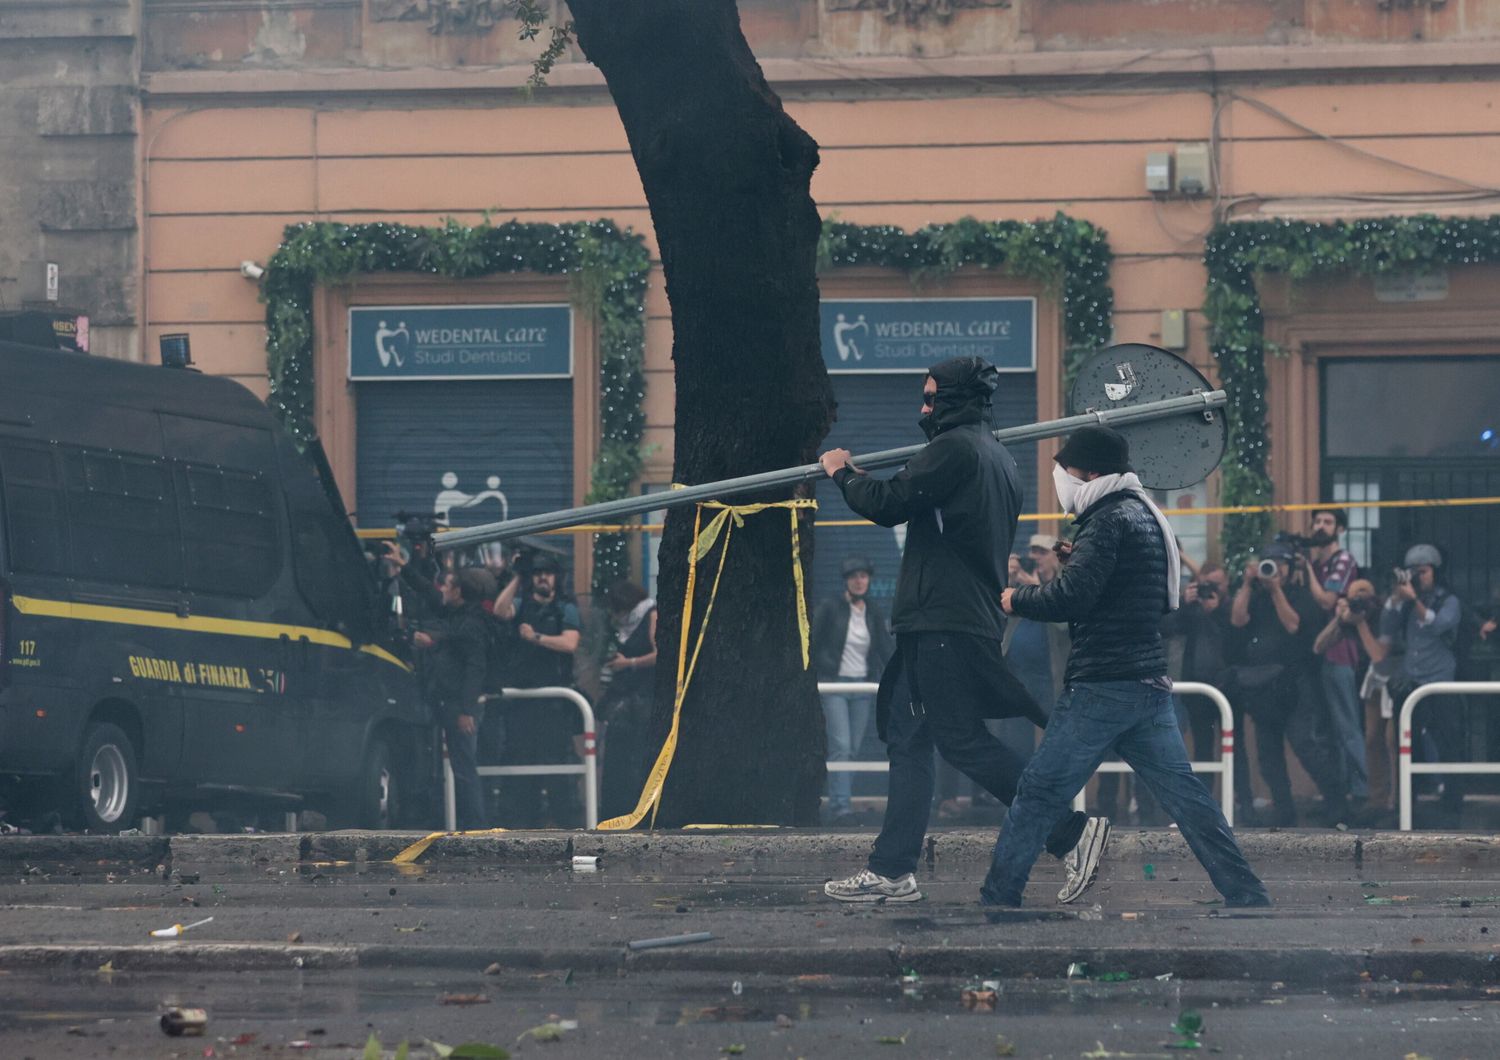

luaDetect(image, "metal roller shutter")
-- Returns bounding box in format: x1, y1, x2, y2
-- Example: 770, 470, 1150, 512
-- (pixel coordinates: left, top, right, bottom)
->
812, 373, 1037, 606
354, 379, 573, 531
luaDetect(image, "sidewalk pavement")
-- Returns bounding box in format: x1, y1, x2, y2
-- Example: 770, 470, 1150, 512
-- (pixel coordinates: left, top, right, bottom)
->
0, 826, 1497, 868
0, 828, 1497, 986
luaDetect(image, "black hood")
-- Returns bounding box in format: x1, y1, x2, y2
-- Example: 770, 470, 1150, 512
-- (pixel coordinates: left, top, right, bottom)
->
919, 356, 1000, 439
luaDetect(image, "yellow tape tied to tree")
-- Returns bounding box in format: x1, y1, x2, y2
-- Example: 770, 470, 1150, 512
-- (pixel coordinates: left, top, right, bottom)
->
597, 498, 817, 831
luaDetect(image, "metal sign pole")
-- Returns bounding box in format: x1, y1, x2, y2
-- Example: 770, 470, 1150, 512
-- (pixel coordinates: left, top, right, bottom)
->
434, 389, 1225, 551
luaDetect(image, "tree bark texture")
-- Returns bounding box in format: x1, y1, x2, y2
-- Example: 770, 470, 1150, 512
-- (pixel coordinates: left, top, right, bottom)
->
570, 0, 833, 826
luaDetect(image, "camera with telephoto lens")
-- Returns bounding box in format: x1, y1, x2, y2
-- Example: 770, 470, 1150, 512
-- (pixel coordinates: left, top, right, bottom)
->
1194, 581, 1219, 600
1256, 557, 1280, 579
394, 510, 440, 543
1345, 595, 1374, 617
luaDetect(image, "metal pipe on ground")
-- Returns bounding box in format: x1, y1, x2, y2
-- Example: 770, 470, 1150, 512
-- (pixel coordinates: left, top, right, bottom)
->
434, 389, 1226, 550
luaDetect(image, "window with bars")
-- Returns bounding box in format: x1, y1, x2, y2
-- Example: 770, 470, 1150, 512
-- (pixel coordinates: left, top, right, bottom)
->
1330, 471, 1380, 571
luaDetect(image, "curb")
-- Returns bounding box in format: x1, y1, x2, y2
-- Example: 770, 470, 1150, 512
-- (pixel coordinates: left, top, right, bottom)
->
0, 829, 1497, 868
0, 939, 1494, 986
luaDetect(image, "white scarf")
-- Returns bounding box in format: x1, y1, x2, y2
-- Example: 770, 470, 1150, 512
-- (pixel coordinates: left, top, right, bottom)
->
1070, 471, 1182, 611
615, 597, 655, 641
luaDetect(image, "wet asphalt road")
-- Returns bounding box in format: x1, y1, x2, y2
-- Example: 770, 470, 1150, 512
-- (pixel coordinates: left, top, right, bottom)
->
0, 842, 1497, 1057
6, 967, 1500, 1058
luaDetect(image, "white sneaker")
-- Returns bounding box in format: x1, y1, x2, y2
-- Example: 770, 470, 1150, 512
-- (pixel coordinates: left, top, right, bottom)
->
1058, 816, 1111, 904
823, 868, 923, 904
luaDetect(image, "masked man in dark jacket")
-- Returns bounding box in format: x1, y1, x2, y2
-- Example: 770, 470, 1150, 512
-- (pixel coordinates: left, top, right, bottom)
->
981, 426, 1268, 911
818, 356, 1104, 905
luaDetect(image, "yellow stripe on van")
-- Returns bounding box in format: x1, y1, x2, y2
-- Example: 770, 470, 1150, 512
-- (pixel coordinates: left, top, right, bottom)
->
10, 595, 411, 673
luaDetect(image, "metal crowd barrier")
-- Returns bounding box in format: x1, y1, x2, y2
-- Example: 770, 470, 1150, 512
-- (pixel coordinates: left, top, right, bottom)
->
1068, 682, 1235, 826
818, 682, 888, 773
1398, 681, 1500, 831
820, 681, 1234, 827
441, 686, 598, 831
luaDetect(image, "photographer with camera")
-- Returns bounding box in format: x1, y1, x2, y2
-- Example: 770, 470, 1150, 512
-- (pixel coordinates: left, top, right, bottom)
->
1228, 539, 1344, 826
1161, 563, 1231, 762
493, 551, 583, 828
385, 543, 495, 831
1379, 544, 1466, 821
1299, 507, 1368, 808
1312, 577, 1383, 815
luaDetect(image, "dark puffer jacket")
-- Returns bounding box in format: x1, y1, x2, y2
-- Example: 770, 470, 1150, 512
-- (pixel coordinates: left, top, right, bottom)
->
1009, 491, 1169, 685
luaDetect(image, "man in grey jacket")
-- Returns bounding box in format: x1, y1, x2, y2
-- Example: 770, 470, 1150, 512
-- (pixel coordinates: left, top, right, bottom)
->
1381, 543, 1465, 817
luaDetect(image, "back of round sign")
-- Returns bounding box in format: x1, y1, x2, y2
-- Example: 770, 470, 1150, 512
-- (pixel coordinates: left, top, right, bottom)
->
1067, 343, 1228, 491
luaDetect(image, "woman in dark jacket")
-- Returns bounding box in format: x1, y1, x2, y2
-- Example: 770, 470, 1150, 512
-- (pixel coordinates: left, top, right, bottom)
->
598, 579, 657, 819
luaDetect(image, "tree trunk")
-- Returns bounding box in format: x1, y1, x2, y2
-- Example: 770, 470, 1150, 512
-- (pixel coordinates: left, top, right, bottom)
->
570, 0, 833, 826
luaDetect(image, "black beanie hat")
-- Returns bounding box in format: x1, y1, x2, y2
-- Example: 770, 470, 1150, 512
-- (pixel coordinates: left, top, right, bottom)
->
1054, 425, 1132, 475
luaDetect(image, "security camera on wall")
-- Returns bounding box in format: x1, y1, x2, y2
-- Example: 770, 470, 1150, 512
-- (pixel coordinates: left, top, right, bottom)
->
240, 261, 265, 280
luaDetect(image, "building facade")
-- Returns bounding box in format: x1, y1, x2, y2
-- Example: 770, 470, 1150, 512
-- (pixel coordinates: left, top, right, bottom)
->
8, 0, 1499, 605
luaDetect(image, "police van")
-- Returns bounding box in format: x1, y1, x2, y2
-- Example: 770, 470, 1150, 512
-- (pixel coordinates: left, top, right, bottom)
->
0, 340, 434, 832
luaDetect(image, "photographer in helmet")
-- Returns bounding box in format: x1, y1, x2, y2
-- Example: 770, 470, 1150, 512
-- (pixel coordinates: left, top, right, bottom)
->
1379, 543, 1465, 820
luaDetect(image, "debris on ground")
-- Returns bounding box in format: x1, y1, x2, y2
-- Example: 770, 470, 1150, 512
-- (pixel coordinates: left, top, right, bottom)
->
721, 1047, 745, 1056
626, 931, 714, 951
961, 985, 998, 1012
362, 1033, 412, 1060
1096, 971, 1132, 982
876, 1030, 909, 1045
483, 962, 503, 976
428, 1041, 512, 1059
995, 1034, 1017, 1057
159, 1007, 208, 1037
287, 931, 303, 944
151, 915, 214, 938
1143, 864, 1156, 881
515, 1020, 577, 1044
1067, 962, 1089, 980
438, 993, 491, 1006
1166, 1008, 1204, 1050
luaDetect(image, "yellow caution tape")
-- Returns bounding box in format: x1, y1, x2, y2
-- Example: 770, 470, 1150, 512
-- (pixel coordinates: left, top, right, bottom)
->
390, 826, 509, 865
597, 498, 817, 832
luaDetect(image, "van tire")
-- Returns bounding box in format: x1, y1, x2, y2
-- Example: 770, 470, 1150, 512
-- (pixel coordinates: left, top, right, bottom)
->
77, 723, 140, 834
342, 737, 402, 830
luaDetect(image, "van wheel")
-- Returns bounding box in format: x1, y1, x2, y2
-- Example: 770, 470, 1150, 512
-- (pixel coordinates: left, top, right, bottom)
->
343, 738, 402, 830
77, 723, 140, 834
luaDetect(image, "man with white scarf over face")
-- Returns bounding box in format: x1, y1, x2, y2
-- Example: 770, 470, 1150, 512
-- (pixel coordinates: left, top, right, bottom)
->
981, 425, 1270, 912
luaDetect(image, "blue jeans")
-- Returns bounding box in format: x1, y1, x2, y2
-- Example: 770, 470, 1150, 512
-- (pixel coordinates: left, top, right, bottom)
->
1320, 662, 1369, 800
980, 680, 1268, 908
868, 633, 1084, 879
442, 716, 487, 831
823, 684, 873, 816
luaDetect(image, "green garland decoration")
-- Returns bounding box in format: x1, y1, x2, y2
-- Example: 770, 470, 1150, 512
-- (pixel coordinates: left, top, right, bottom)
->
817, 212, 1115, 380
1204, 213, 1500, 565
260, 218, 650, 591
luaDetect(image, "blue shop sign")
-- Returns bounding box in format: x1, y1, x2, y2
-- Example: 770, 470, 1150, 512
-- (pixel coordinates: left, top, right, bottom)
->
820, 297, 1035, 374
348, 303, 573, 381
